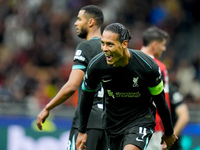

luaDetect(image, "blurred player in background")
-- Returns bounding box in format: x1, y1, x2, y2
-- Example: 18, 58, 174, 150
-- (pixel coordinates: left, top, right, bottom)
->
141, 26, 189, 150
168, 82, 189, 150
141, 26, 171, 150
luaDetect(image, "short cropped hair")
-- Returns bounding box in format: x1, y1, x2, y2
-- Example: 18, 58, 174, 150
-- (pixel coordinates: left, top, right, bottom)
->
142, 26, 169, 46
81, 5, 104, 27
104, 23, 132, 43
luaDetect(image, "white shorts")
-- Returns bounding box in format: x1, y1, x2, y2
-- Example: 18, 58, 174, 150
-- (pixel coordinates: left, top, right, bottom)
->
146, 131, 162, 150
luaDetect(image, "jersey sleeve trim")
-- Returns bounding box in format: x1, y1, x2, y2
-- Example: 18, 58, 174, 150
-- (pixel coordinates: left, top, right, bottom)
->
81, 82, 95, 92
130, 50, 153, 69
148, 81, 164, 95
72, 65, 86, 70
88, 53, 104, 69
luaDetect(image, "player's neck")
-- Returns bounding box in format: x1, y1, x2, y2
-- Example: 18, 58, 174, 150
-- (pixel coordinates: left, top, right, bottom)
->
122, 49, 131, 67
86, 28, 101, 41
114, 49, 130, 67
141, 46, 154, 57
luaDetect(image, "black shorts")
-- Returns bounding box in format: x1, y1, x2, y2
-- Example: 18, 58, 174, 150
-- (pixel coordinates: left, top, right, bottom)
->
108, 126, 154, 150
67, 127, 109, 150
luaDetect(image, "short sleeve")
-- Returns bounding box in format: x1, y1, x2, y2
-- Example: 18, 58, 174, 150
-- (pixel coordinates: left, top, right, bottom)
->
72, 43, 90, 72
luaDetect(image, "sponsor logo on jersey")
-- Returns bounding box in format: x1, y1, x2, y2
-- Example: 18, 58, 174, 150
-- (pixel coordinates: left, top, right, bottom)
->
75, 50, 82, 55
107, 90, 115, 98
107, 90, 141, 98
116, 92, 140, 98
132, 77, 139, 87
74, 50, 85, 61
74, 55, 85, 61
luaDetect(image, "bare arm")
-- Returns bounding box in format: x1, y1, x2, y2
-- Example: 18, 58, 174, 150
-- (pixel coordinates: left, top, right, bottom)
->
36, 69, 84, 130
174, 103, 189, 136
44, 69, 84, 110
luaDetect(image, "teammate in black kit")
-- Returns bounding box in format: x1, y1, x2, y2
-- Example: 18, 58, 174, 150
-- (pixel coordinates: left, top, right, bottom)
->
76, 23, 178, 150
36, 5, 108, 150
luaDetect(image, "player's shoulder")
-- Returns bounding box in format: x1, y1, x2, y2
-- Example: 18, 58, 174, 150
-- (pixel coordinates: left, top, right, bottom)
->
77, 40, 91, 49
129, 49, 143, 55
76, 38, 101, 55
78, 38, 100, 47
129, 49, 158, 69
87, 52, 105, 70
87, 37, 101, 43
153, 58, 167, 70
130, 49, 153, 60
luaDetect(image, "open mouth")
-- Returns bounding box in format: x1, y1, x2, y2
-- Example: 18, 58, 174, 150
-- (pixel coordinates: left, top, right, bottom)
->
106, 55, 113, 61
76, 28, 79, 33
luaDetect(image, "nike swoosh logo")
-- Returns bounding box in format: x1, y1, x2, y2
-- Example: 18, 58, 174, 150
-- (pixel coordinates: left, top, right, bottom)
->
102, 79, 112, 82
136, 137, 144, 142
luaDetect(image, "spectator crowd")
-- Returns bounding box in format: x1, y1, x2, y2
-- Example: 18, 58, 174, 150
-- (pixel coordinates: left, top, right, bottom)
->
0, 0, 200, 116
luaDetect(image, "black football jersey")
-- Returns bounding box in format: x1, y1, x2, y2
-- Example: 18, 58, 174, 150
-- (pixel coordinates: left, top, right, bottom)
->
82, 49, 164, 135
71, 37, 104, 129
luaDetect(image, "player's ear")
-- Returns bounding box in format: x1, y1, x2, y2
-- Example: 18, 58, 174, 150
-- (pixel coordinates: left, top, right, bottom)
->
122, 40, 128, 48
152, 41, 158, 49
88, 18, 95, 27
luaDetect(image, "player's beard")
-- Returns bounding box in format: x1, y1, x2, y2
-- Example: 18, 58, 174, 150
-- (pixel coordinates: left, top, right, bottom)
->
78, 27, 88, 39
